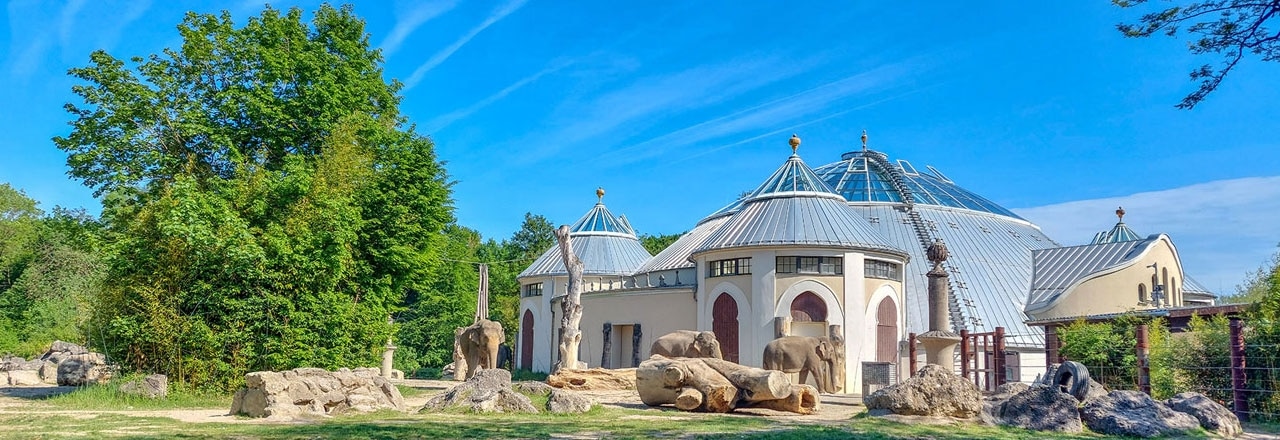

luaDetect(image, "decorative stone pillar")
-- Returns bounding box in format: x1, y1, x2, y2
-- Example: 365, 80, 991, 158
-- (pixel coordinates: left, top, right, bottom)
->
774, 316, 792, 339
917, 239, 961, 368
381, 338, 397, 379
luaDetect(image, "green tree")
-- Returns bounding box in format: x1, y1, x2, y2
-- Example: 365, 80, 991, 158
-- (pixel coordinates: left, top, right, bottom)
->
510, 213, 555, 260
53, 5, 453, 389
640, 232, 683, 255
1114, 0, 1280, 108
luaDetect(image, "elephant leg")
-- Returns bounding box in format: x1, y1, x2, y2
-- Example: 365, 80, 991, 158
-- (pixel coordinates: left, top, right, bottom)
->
799, 368, 809, 387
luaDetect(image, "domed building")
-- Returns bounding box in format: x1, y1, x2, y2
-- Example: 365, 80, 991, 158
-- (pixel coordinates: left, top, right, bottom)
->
516, 134, 1214, 391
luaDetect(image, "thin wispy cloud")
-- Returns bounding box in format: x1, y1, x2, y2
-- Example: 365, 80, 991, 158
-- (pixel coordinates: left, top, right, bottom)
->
6, 0, 84, 79
402, 0, 528, 90
607, 58, 927, 165
1014, 176, 1280, 294
505, 55, 827, 164
425, 58, 572, 132
377, 0, 458, 58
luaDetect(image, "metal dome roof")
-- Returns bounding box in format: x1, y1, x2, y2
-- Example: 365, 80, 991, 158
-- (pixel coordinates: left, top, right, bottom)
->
692, 153, 905, 256
812, 150, 1023, 219
518, 198, 651, 279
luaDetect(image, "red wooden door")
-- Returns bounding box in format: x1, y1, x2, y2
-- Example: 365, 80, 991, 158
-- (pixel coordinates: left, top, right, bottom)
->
790, 291, 827, 322
712, 293, 739, 363
876, 298, 898, 362
520, 310, 534, 370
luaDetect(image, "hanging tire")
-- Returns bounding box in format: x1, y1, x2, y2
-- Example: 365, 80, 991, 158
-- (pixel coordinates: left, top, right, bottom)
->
1053, 361, 1091, 401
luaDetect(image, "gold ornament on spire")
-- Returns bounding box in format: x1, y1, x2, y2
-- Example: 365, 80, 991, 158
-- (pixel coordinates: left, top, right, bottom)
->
1116, 206, 1125, 221
789, 134, 801, 154
861, 129, 868, 151
596, 187, 605, 203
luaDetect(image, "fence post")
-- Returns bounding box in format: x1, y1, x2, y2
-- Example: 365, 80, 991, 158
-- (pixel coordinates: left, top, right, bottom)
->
959, 330, 970, 379
994, 326, 1006, 387
1229, 317, 1249, 422
908, 332, 917, 376
1135, 324, 1150, 395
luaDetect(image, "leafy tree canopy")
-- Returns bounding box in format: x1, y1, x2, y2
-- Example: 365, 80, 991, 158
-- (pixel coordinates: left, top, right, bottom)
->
53, 4, 453, 389
1115, 0, 1280, 108
640, 232, 684, 255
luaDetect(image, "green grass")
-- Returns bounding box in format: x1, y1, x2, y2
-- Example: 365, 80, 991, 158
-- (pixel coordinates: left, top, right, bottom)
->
393, 384, 429, 398
40, 380, 230, 410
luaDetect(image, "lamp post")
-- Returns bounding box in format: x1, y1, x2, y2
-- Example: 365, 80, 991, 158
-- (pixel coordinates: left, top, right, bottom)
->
1143, 263, 1167, 308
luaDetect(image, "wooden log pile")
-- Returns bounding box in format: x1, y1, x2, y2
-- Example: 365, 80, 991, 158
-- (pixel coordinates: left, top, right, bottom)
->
636, 356, 819, 414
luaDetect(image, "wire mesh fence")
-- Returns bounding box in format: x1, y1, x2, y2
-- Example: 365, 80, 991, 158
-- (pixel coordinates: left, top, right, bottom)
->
1081, 343, 1280, 422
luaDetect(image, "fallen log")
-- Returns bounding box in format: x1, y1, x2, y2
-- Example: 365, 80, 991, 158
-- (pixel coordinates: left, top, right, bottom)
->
637, 355, 820, 414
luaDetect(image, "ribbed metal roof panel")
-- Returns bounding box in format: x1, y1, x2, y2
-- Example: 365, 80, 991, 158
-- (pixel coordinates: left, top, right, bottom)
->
571, 203, 637, 236
636, 216, 729, 273
1182, 275, 1215, 295
1026, 238, 1153, 312
849, 205, 1059, 347
518, 234, 652, 278
695, 196, 904, 255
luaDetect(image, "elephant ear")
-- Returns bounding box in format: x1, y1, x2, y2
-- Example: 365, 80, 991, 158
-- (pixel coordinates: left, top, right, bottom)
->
469, 327, 481, 344
815, 341, 830, 359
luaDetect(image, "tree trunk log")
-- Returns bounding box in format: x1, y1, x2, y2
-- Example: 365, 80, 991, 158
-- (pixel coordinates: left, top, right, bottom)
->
554, 225, 584, 372
637, 356, 817, 414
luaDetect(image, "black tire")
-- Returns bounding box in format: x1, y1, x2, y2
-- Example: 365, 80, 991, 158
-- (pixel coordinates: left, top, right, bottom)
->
1054, 361, 1091, 401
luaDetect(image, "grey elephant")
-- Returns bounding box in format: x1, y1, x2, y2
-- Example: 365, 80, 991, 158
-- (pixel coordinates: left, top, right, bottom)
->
650, 330, 723, 359
762, 336, 835, 393
457, 319, 505, 379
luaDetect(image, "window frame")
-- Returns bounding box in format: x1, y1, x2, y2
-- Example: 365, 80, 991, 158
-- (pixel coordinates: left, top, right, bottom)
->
776, 256, 843, 275
707, 257, 752, 278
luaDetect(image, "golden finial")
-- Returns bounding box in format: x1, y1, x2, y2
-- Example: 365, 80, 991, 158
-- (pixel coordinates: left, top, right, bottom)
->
789, 134, 801, 154
1116, 206, 1125, 222
596, 187, 605, 203
861, 129, 868, 151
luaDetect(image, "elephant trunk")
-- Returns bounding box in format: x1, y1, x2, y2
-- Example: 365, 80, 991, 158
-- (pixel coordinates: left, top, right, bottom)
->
487, 339, 500, 369
710, 342, 724, 360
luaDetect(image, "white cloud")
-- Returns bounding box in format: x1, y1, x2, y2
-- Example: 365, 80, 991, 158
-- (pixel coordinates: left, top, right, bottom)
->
1014, 176, 1280, 295
424, 58, 571, 132
402, 0, 527, 90
377, 0, 458, 58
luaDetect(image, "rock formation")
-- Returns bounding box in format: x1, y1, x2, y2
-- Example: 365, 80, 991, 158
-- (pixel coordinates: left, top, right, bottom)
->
1080, 390, 1200, 438
636, 356, 819, 414
864, 364, 981, 419
1164, 392, 1242, 438
119, 374, 168, 399
230, 367, 404, 418
1, 341, 116, 386
992, 385, 1083, 433
421, 368, 594, 414
546, 368, 636, 391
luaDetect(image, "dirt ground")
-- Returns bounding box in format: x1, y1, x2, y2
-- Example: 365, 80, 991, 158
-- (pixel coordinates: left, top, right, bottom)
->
0, 378, 865, 426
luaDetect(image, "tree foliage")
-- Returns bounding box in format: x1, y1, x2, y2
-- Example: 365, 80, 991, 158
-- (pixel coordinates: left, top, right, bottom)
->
0, 186, 103, 357
53, 5, 453, 389
1114, 0, 1280, 108
640, 232, 683, 255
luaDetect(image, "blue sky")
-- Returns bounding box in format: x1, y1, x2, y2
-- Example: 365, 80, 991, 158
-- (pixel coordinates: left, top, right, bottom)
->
1, 1, 1277, 293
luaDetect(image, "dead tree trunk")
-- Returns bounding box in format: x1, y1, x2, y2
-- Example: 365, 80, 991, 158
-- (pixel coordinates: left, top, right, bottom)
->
554, 225, 585, 372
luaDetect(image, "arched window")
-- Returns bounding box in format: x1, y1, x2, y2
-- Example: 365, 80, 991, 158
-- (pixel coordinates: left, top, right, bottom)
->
520, 310, 535, 370
790, 292, 828, 322
712, 293, 740, 363
1139, 284, 1148, 303
1162, 268, 1169, 303
1171, 277, 1179, 306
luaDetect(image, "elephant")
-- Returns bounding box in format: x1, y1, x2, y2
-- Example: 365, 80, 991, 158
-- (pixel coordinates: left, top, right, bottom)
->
457, 319, 505, 379
650, 330, 723, 359
762, 336, 836, 394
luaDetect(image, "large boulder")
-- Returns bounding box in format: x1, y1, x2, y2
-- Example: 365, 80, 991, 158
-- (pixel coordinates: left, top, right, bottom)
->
1081, 390, 1200, 438
547, 388, 593, 414
864, 364, 982, 419
119, 374, 169, 399
420, 368, 537, 414
6, 369, 42, 386
1164, 392, 1242, 438
57, 354, 116, 386
1, 355, 42, 372
230, 368, 405, 418
995, 385, 1082, 433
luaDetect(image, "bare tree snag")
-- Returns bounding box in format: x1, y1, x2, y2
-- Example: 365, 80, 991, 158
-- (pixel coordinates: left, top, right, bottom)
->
554, 225, 585, 372
637, 356, 819, 414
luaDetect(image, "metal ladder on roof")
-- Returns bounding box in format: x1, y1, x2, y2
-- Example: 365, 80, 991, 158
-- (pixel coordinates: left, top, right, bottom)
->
870, 150, 974, 333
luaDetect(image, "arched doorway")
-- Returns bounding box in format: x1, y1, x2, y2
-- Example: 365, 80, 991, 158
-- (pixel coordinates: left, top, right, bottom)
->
875, 297, 898, 363
712, 293, 740, 363
790, 291, 829, 337
520, 310, 534, 370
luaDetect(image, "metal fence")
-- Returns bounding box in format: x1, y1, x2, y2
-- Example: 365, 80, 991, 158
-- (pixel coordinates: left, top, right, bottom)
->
1071, 317, 1280, 422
